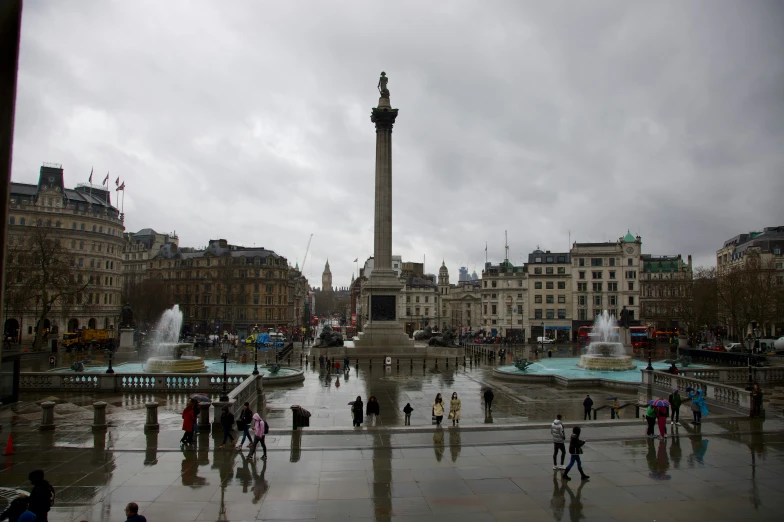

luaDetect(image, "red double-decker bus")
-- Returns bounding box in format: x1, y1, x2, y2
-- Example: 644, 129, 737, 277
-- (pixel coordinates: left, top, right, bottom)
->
578, 325, 653, 349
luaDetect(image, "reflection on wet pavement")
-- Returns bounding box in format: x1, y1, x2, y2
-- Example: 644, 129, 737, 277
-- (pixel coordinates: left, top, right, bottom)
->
0, 418, 782, 521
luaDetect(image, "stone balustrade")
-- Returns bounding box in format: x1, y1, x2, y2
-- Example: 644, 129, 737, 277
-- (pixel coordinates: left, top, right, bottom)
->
20, 372, 249, 393
677, 366, 784, 385
644, 370, 752, 414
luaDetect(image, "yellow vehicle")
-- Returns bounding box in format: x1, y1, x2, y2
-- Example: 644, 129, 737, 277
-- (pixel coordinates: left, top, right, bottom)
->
62, 329, 114, 351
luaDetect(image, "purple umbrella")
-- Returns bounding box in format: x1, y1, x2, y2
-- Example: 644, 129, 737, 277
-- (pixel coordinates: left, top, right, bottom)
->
191, 394, 211, 403
648, 399, 670, 407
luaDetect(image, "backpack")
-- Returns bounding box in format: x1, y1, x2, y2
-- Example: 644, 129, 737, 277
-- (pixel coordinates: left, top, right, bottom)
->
264, 418, 269, 434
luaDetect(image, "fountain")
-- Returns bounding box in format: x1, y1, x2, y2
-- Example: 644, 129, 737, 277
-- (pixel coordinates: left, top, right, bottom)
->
145, 305, 205, 373
577, 311, 635, 371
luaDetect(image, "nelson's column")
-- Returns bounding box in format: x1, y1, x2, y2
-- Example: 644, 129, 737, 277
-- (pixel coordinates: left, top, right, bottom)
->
355, 72, 413, 349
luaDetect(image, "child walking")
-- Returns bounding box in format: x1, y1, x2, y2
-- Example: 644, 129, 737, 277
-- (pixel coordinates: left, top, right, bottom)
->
403, 403, 413, 425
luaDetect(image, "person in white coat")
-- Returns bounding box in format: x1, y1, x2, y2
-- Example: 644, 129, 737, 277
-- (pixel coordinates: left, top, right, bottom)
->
551, 414, 566, 470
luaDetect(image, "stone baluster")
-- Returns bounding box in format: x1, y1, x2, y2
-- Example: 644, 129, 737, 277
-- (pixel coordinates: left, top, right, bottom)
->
92, 401, 108, 431
144, 402, 160, 432
40, 401, 55, 431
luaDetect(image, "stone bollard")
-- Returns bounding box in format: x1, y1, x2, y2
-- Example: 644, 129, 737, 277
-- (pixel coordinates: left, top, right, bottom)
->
40, 401, 55, 431
144, 402, 160, 432
198, 402, 212, 432
92, 402, 108, 431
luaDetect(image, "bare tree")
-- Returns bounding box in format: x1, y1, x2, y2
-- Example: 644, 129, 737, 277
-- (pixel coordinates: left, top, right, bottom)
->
673, 266, 718, 341
215, 255, 248, 331
6, 227, 89, 350
122, 276, 171, 329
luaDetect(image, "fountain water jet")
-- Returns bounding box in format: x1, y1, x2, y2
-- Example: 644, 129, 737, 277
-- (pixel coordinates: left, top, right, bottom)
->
577, 310, 635, 371
145, 305, 205, 373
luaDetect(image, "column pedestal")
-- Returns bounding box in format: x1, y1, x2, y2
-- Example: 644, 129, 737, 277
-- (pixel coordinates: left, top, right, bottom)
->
117, 328, 135, 352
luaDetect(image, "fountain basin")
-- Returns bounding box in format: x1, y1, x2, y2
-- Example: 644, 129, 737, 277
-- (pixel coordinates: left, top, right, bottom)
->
146, 356, 206, 373
577, 354, 635, 371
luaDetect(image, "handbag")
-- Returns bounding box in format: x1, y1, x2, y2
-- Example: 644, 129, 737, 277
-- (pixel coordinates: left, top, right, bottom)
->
448, 411, 455, 420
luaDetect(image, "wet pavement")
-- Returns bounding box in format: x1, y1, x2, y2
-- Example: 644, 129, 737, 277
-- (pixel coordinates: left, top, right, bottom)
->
0, 419, 783, 521
4, 349, 784, 520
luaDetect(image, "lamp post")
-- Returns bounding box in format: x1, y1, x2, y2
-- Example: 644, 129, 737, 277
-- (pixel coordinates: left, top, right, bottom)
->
540, 320, 544, 359
220, 341, 230, 402
105, 344, 115, 374
252, 326, 259, 376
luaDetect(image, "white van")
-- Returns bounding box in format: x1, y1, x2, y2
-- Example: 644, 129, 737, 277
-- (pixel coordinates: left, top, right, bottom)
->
536, 336, 555, 344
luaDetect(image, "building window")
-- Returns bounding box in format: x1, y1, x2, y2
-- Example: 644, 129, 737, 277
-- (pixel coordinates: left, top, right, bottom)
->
518, 293, 523, 298
578, 295, 586, 306
535, 295, 543, 304
546, 309, 555, 319
546, 282, 554, 289
628, 258, 633, 266
534, 309, 543, 319
534, 267, 542, 274
627, 282, 634, 291
594, 309, 602, 318
629, 296, 635, 305
491, 305, 497, 314
592, 283, 602, 292
557, 267, 565, 274
546, 267, 553, 274
558, 282, 566, 289
492, 281, 497, 288
557, 256, 566, 263
558, 309, 566, 319
625, 270, 637, 279
608, 282, 618, 291
593, 295, 602, 306
535, 282, 542, 289
609, 271, 616, 279
425, 296, 429, 303
579, 271, 585, 279
592, 271, 602, 279
609, 258, 616, 266
591, 258, 603, 266
579, 259, 585, 266
558, 295, 566, 303
546, 295, 554, 304
577, 283, 587, 292
578, 309, 587, 320
609, 295, 617, 306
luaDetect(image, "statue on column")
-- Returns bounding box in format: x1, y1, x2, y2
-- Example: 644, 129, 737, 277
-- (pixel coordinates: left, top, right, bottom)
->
618, 306, 630, 328
377, 71, 390, 97
121, 303, 134, 328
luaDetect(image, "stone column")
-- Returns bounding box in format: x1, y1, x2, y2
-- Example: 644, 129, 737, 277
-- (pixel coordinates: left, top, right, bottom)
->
371, 90, 398, 270
40, 401, 55, 431
91, 401, 108, 431
144, 402, 159, 432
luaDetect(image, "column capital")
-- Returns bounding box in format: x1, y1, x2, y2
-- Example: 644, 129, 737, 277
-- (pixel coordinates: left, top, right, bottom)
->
371, 107, 399, 130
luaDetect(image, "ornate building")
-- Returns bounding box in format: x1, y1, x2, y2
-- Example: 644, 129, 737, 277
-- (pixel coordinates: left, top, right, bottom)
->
526, 249, 571, 342
146, 238, 308, 337
122, 228, 179, 286
5, 163, 125, 344
322, 260, 332, 291
640, 254, 693, 330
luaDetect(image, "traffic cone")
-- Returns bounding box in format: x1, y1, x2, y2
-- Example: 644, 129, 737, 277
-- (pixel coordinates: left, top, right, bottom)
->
3, 435, 13, 456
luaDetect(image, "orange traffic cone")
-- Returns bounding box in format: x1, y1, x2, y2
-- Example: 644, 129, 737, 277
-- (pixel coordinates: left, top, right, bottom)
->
3, 435, 13, 456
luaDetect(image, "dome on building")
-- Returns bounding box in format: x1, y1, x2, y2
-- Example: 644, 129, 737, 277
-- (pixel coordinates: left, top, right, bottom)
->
439, 261, 449, 274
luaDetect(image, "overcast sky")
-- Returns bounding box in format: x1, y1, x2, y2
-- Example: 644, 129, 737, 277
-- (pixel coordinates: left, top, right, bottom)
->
12, 1, 784, 288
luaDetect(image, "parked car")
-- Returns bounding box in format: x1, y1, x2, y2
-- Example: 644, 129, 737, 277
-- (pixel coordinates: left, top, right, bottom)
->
725, 343, 745, 353
536, 336, 555, 344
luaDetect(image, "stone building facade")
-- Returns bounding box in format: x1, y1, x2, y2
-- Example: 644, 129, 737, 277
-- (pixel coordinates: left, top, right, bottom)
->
146, 238, 308, 337
122, 228, 178, 286
639, 254, 693, 330
6, 163, 125, 343
526, 249, 572, 341
480, 259, 527, 338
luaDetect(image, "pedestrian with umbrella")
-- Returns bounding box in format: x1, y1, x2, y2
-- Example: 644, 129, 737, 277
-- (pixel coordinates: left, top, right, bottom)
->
649, 399, 670, 438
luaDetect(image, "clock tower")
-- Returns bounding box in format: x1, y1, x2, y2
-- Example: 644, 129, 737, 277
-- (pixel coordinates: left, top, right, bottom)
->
322, 260, 332, 291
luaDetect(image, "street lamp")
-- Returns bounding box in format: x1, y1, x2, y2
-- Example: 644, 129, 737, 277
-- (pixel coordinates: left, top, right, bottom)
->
220, 340, 230, 402
105, 344, 115, 374
252, 327, 259, 376
540, 321, 544, 359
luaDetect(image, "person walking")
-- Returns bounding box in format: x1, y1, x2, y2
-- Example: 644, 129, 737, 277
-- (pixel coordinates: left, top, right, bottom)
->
236, 402, 253, 449
561, 427, 590, 481
656, 402, 668, 438
0, 493, 29, 522
403, 403, 413, 425
247, 412, 268, 460
669, 388, 682, 426
433, 394, 445, 427
449, 392, 461, 426
366, 396, 380, 426
583, 395, 593, 420
645, 404, 656, 438
751, 384, 763, 417
483, 388, 494, 413
219, 406, 236, 448
351, 396, 364, 427
551, 414, 566, 470
27, 470, 55, 522
181, 401, 197, 445
612, 398, 621, 419
344, 355, 350, 369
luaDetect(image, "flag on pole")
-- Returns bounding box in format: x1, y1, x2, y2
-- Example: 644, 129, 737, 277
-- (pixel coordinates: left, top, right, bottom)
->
102, 172, 109, 185
88, 168, 93, 183
116, 182, 125, 191
115, 177, 120, 186
353, 258, 358, 262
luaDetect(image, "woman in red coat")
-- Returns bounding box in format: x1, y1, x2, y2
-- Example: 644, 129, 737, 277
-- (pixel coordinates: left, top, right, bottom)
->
181, 401, 198, 445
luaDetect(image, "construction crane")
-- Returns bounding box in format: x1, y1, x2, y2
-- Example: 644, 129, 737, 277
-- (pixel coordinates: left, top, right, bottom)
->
301, 233, 313, 273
